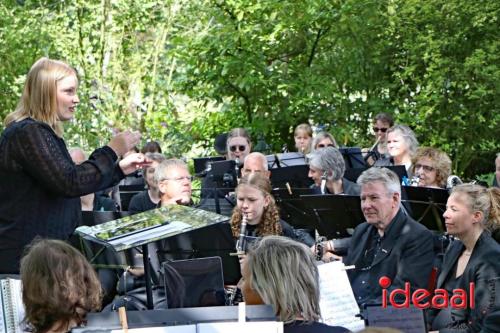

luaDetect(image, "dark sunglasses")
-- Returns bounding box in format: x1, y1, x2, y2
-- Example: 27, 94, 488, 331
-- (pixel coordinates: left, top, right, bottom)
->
414, 163, 435, 172
229, 145, 247, 152
373, 127, 388, 133
317, 143, 335, 148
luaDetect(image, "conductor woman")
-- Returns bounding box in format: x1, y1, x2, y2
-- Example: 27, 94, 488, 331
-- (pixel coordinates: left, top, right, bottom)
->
0, 57, 149, 273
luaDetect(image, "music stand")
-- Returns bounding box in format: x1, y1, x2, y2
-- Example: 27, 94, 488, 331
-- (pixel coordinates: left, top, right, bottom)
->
75, 205, 232, 309
267, 152, 307, 168
401, 186, 449, 232
272, 188, 316, 229
300, 194, 364, 239
270, 165, 312, 188
193, 156, 225, 174
339, 147, 366, 169
343, 165, 408, 183
119, 184, 145, 211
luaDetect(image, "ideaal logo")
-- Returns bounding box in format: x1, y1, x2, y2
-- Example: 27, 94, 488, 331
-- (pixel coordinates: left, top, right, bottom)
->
379, 276, 475, 309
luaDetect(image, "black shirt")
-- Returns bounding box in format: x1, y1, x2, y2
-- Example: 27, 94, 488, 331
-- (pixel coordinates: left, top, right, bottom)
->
284, 321, 349, 333
128, 190, 157, 214
0, 118, 124, 273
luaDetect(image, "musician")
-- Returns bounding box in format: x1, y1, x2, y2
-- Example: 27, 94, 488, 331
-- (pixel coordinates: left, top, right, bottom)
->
231, 173, 313, 246
241, 152, 270, 178
294, 123, 313, 155
367, 112, 394, 164
21, 239, 102, 333
312, 131, 338, 151
410, 147, 451, 188
374, 124, 419, 176
155, 159, 193, 206
227, 127, 252, 163
494, 153, 500, 188
308, 146, 360, 195
241, 236, 349, 333
320, 167, 434, 305
427, 184, 500, 332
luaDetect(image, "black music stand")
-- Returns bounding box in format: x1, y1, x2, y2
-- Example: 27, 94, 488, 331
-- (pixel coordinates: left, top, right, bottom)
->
339, 147, 366, 169
193, 156, 225, 175
267, 152, 307, 168
343, 165, 408, 183
401, 186, 449, 232
119, 184, 145, 211
272, 188, 316, 229
270, 165, 313, 188
75, 205, 232, 309
300, 194, 364, 239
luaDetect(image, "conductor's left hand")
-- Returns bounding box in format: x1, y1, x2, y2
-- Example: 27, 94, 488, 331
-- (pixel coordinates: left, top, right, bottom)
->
119, 153, 152, 175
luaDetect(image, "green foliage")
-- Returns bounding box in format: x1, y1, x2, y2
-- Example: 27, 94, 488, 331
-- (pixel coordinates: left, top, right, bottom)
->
0, 0, 498, 177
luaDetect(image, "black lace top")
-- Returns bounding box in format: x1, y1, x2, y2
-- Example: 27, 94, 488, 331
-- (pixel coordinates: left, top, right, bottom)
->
0, 118, 124, 273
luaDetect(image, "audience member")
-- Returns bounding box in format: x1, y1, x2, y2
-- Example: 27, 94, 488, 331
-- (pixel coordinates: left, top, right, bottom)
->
427, 184, 500, 332
21, 239, 102, 333
308, 146, 360, 195
69, 147, 117, 211
128, 152, 166, 213
410, 147, 452, 188
0, 57, 146, 273
312, 131, 338, 151
242, 236, 349, 333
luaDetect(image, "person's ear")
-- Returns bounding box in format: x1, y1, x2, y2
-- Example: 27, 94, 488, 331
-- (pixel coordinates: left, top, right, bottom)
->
472, 211, 484, 225
264, 194, 271, 208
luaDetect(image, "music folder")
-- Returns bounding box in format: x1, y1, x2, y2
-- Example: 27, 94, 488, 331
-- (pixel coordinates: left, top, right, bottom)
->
300, 194, 364, 239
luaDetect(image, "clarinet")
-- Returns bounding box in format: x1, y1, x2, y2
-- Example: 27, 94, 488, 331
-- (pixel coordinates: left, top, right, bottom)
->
235, 212, 248, 254
320, 171, 328, 194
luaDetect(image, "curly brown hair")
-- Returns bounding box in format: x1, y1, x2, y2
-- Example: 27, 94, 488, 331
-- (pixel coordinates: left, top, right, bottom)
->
231, 174, 282, 238
20, 239, 102, 333
411, 147, 452, 188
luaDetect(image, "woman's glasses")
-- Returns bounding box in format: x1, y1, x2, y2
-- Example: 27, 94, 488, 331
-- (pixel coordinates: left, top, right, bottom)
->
229, 145, 247, 152
317, 143, 335, 148
372, 127, 388, 133
414, 164, 435, 172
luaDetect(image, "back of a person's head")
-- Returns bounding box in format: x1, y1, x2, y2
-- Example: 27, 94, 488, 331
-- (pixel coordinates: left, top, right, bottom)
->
20, 239, 101, 333
141, 141, 162, 154
246, 236, 320, 323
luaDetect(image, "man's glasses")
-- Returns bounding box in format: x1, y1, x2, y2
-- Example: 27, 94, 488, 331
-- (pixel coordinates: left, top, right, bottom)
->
414, 164, 435, 172
161, 176, 193, 182
373, 127, 388, 133
229, 145, 247, 152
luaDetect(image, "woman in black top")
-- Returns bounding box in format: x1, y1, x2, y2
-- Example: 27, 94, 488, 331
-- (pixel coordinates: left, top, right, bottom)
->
241, 236, 349, 333
0, 57, 148, 273
427, 184, 500, 332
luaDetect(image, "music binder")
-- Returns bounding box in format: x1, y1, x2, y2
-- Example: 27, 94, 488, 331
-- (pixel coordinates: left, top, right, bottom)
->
0, 278, 25, 333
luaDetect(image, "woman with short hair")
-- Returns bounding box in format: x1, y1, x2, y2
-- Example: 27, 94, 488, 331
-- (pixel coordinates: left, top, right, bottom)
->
411, 147, 452, 188
241, 236, 349, 332
21, 239, 102, 333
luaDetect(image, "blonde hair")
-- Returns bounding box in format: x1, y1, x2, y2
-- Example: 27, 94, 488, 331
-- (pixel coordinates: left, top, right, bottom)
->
231, 174, 282, 237
246, 236, 321, 323
411, 147, 452, 188
4, 57, 77, 136
451, 184, 500, 232
294, 123, 312, 137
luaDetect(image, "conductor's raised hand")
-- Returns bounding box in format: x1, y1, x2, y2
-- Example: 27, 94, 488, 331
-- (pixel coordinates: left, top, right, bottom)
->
119, 153, 152, 175
108, 130, 141, 157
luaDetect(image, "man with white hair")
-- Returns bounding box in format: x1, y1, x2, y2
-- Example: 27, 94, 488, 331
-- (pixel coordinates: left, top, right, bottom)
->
321, 167, 434, 305
155, 159, 193, 206
241, 152, 270, 178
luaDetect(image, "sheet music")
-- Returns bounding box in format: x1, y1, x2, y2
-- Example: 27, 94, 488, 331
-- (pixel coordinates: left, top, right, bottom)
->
1, 278, 25, 333
111, 325, 196, 333
365, 305, 426, 333
198, 322, 283, 333
317, 261, 365, 331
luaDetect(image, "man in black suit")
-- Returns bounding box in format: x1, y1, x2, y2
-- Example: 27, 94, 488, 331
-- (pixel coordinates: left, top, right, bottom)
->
324, 167, 435, 305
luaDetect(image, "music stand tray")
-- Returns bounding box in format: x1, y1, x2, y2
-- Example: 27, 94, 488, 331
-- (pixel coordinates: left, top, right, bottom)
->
270, 165, 312, 189
300, 194, 364, 239
193, 156, 225, 174
401, 186, 449, 232
75, 205, 232, 309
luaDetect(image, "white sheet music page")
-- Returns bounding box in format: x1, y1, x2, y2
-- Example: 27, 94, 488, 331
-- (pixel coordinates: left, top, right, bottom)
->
318, 261, 365, 331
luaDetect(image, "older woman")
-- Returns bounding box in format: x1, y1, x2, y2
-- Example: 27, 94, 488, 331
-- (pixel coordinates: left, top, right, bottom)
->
312, 131, 338, 151
242, 236, 349, 333
427, 184, 500, 332
410, 147, 452, 188
307, 146, 360, 195
21, 239, 102, 333
374, 124, 418, 176
0, 57, 147, 273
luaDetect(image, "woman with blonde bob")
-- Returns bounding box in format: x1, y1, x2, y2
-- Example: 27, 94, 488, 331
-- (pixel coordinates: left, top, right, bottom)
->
0, 57, 147, 273
241, 236, 349, 333
21, 239, 102, 333
427, 184, 500, 332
